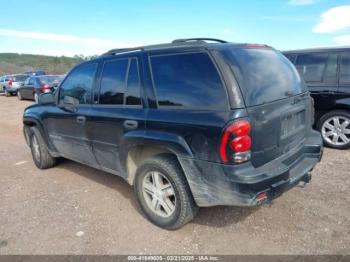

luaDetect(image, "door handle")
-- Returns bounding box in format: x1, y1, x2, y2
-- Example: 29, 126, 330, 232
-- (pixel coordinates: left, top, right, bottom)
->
123, 120, 138, 130
76, 116, 86, 124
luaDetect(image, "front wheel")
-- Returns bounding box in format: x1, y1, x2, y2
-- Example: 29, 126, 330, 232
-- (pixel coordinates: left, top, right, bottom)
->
134, 154, 198, 230
317, 110, 350, 149
29, 127, 56, 169
34, 93, 39, 103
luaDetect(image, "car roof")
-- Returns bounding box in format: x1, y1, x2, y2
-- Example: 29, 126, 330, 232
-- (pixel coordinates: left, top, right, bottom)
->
99, 38, 272, 57
284, 46, 350, 54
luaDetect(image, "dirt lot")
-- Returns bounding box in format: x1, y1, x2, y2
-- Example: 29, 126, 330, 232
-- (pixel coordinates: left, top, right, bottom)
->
0, 95, 349, 255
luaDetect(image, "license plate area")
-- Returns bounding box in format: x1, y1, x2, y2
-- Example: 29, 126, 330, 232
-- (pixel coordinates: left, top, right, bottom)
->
280, 109, 305, 140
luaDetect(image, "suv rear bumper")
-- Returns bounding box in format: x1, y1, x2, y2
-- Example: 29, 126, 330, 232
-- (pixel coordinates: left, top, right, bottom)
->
5, 86, 18, 93
179, 130, 323, 207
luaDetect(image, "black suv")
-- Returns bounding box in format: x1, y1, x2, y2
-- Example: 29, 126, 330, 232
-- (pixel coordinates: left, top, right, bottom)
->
23, 38, 323, 229
284, 47, 350, 149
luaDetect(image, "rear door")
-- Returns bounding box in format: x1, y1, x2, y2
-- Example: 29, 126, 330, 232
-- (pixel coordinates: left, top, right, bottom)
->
87, 56, 146, 176
222, 47, 312, 167
295, 52, 339, 111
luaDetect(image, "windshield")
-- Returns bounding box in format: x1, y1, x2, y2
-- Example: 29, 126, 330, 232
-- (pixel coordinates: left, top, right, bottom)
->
39, 76, 62, 84
223, 47, 307, 107
12, 75, 29, 82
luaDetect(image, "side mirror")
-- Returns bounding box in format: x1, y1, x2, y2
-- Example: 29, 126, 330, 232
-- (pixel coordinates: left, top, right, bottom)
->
38, 93, 55, 105
61, 96, 79, 113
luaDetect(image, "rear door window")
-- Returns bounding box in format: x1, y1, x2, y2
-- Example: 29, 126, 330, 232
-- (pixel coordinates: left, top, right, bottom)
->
323, 53, 339, 84
340, 52, 350, 84
150, 52, 227, 109
99, 58, 142, 106
125, 59, 142, 106
295, 53, 328, 82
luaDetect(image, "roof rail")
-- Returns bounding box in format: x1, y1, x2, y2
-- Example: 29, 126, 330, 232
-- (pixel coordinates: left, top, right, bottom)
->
172, 38, 228, 44
101, 47, 143, 56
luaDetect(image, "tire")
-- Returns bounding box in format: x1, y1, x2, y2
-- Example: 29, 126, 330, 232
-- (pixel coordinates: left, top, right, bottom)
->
317, 110, 350, 149
34, 93, 39, 103
29, 126, 56, 169
134, 154, 198, 230
17, 90, 23, 100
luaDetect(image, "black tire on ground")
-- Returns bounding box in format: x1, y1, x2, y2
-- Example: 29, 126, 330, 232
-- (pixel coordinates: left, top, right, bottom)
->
29, 126, 56, 169
134, 154, 198, 230
316, 110, 350, 149
17, 91, 23, 100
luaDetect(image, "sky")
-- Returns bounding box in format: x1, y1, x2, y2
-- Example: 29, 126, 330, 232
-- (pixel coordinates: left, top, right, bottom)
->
0, 0, 350, 57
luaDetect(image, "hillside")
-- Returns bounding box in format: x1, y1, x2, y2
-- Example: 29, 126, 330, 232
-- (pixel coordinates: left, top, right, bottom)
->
0, 53, 86, 75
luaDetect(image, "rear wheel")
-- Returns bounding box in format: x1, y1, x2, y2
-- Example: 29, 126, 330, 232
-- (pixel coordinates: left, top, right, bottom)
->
29, 127, 56, 169
317, 110, 350, 149
134, 154, 198, 230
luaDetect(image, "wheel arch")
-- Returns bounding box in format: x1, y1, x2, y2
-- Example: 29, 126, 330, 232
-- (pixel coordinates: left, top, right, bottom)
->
22, 117, 54, 151
123, 131, 194, 186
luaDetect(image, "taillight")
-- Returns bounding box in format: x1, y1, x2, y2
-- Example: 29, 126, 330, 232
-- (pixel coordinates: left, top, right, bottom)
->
8, 80, 13, 86
40, 85, 50, 92
230, 136, 252, 153
219, 120, 252, 164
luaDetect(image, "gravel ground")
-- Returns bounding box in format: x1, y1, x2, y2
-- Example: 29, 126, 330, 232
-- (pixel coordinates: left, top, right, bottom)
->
0, 95, 349, 255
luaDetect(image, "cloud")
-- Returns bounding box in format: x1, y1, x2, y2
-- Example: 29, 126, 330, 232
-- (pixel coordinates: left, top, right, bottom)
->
288, 0, 316, 6
334, 34, 350, 45
0, 28, 141, 56
313, 5, 350, 33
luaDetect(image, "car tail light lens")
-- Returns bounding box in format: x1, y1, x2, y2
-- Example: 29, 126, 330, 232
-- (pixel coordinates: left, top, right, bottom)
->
40, 85, 50, 92
8, 80, 13, 86
230, 136, 252, 153
219, 120, 252, 164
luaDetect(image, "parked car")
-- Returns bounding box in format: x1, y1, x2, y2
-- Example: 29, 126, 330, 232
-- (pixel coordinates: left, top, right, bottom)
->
284, 47, 350, 149
18, 75, 64, 102
25, 70, 47, 76
23, 38, 323, 229
0, 74, 29, 96
0, 75, 7, 92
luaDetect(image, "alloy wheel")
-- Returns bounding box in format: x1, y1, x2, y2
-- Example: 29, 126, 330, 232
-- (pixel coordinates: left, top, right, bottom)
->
142, 171, 176, 218
31, 135, 41, 162
321, 116, 350, 146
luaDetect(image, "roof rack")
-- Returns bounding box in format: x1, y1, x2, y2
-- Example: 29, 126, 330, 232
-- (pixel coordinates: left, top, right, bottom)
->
101, 47, 143, 56
172, 38, 228, 44
101, 38, 228, 56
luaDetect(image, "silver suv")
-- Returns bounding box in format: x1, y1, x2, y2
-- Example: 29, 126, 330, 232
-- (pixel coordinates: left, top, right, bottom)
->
0, 74, 29, 96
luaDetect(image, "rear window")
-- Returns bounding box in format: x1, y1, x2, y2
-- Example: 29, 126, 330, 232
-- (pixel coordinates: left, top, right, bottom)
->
39, 76, 62, 84
12, 75, 28, 82
150, 52, 227, 109
224, 48, 306, 107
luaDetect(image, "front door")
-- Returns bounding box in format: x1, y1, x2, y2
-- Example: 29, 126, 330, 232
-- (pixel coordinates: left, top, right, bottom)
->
44, 62, 99, 166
